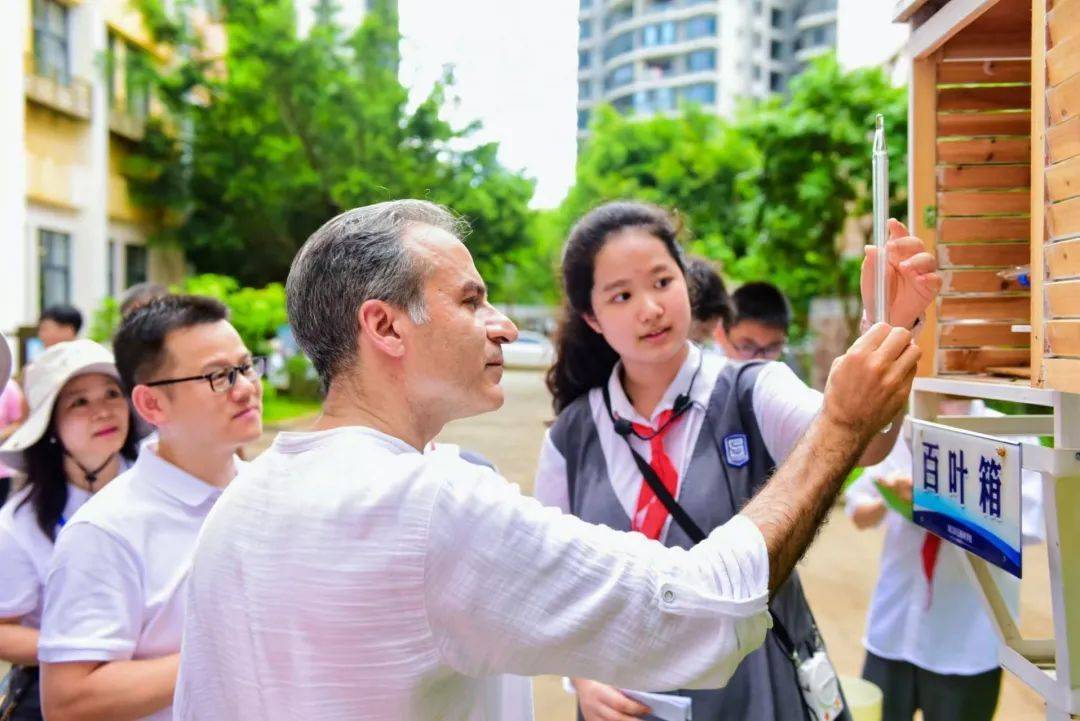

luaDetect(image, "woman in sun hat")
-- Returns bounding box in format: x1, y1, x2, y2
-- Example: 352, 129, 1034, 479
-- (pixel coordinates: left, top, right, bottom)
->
0, 339, 140, 721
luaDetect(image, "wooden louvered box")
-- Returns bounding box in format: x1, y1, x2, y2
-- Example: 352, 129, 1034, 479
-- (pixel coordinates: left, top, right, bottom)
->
900, 0, 1080, 392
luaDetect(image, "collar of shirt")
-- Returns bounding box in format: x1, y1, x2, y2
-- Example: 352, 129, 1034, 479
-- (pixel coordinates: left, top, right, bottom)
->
605, 343, 721, 428
274, 425, 422, 458
135, 442, 229, 508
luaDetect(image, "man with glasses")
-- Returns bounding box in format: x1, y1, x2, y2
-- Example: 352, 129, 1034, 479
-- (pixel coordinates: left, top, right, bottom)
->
38, 295, 263, 721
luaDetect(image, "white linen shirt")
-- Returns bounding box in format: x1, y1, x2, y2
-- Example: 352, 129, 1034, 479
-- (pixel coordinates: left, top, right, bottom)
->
0, 483, 91, 628
39, 443, 229, 721
174, 425, 772, 721
534, 344, 823, 536
843, 406, 1045, 676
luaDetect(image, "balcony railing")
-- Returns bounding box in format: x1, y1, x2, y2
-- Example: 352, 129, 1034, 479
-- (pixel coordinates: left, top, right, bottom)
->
24, 53, 92, 120
109, 106, 147, 141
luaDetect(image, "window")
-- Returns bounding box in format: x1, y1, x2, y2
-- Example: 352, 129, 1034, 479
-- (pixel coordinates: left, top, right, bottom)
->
753, 1, 763, 15
33, 0, 70, 85
646, 0, 674, 11
770, 39, 784, 60
577, 109, 591, 130
752, 31, 762, 49
683, 15, 717, 40
604, 63, 634, 91
578, 79, 592, 100
579, 19, 593, 40
604, 5, 633, 30
644, 57, 675, 79
770, 71, 784, 92
686, 49, 716, 72
580, 0, 593, 8
680, 82, 716, 105
771, 8, 785, 28
612, 95, 633, 113
578, 49, 592, 69
641, 21, 677, 47
107, 240, 117, 296
752, 64, 762, 80
39, 229, 71, 309
108, 32, 150, 121
125, 244, 148, 288
603, 31, 635, 60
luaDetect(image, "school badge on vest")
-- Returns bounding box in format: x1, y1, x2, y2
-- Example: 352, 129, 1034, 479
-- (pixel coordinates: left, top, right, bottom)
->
723, 433, 750, 468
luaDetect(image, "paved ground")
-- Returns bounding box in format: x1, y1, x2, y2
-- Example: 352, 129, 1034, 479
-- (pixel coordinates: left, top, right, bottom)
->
259, 369, 1053, 720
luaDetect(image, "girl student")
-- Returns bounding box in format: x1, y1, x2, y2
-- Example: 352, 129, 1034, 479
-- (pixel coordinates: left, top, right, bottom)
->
534, 201, 940, 721
0, 340, 139, 721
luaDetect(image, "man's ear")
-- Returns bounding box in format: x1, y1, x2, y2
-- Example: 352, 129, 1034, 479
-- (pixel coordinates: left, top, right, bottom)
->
712, 322, 729, 348
358, 299, 406, 359
131, 385, 167, 428
583, 312, 603, 337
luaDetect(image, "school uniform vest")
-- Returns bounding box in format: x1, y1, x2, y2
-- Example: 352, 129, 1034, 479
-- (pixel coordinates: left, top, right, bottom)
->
549, 361, 850, 721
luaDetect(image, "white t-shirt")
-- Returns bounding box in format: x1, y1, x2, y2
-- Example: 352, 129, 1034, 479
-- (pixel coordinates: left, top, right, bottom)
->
843, 406, 1045, 675
0, 483, 91, 628
39, 443, 229, 721
534, 343, 823, 537
174, 425, 771, 721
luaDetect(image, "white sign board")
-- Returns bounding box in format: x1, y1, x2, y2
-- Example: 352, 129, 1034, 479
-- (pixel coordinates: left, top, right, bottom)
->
910, 420, 1024, 578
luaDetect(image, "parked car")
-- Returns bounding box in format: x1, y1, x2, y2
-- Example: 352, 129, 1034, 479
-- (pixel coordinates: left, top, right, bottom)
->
502, 330, 554, 370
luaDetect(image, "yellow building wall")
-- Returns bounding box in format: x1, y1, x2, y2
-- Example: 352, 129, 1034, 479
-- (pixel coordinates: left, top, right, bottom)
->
25, 103, 91, 210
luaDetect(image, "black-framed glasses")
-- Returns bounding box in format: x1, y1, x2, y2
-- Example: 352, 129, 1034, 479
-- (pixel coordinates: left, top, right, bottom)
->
732, 342, 786, 361
145, 357, 266, 394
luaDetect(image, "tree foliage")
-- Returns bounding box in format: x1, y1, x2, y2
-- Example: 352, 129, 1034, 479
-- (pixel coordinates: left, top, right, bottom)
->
127, 0, 535, 295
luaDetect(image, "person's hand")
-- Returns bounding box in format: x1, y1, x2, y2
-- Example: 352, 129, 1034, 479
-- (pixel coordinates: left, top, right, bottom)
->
861, 219, 942, 330
822, 323, 921, 442
878, 472, 913, 503
572, 678, 652, 721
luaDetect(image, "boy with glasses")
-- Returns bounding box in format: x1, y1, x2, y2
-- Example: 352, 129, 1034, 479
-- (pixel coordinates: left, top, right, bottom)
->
714, 282, 791, 361
37, 295, 263, 721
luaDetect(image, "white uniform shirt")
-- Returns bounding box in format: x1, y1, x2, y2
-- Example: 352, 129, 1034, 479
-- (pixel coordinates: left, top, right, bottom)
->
174, 425, 772, 721
843, 406, 1045, 676
39, 443, 228, 721
534, 344, 823, 536
0, 483, 91, 628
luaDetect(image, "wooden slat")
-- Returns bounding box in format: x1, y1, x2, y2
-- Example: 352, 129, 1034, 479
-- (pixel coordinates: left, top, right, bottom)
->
938, 163, 1030, 189
937, 60, 1031, 84
1048, 30, 1080, 87
937, 85, 1032, 111
945, 269, 1029, 292
938, 190, 1030, 215
986, 366, 1033, 378
1032, 0, 1049, 387
939, 242, 1030, 267
1047, 279, 1080, 317
913, 55, 939, 380
1048, 71, 1080, 125
942, 33, 1031, 61
1043, 357, 1080, 393
937, 137, 1031, 163
1047, 238, 1080, 279
1047, 154, 1080, 202
1048, 0, 1080, 47
938, 216, 1030, 242
940, 321, 1030, 346
1048, 115, 1080, 164
941, 348, 1031, 372
937, 111, 1032, 137
1047, 320, 1080, 355
1049, 195, 1080, 239
939, 294, 1031, 320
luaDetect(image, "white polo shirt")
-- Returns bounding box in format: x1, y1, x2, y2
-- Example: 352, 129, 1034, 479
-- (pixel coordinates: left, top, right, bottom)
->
0, 483, 92, 628
39, 443, 229, 721
174, 425, 771, 721
843, 407, 1045, 676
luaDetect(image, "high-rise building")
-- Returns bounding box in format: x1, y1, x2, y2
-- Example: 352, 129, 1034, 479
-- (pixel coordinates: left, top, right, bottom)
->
576, 0, 838, 136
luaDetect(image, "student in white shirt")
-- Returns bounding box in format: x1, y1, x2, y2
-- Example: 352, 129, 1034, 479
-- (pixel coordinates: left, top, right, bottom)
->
535, 201, 941, 721
37, 295, 264, 721
0, 341, 138, 721
175, 199, 923, 721
845, 398, 1045, 721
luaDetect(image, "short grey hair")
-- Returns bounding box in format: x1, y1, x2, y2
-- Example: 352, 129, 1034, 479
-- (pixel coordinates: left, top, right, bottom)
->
286, 199, 469, 388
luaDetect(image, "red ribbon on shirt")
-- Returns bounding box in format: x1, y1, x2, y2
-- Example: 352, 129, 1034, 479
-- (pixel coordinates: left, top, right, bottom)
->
921, 533, 942, 608
630, 409, 681, 540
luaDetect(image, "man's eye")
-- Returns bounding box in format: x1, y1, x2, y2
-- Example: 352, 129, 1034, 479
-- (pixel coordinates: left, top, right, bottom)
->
209, 369, 231, 383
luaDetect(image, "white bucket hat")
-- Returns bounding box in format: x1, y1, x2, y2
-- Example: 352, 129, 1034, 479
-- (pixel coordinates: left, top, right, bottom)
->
0, 339, 121, 472
0, 331, 11, 388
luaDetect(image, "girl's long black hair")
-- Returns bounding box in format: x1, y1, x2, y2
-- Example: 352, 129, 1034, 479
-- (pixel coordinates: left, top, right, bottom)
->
546, 201, 687, 413
16, 404, 140, 542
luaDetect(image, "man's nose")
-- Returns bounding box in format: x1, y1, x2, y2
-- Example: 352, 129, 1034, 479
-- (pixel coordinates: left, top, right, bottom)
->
486, 306, 519, 344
